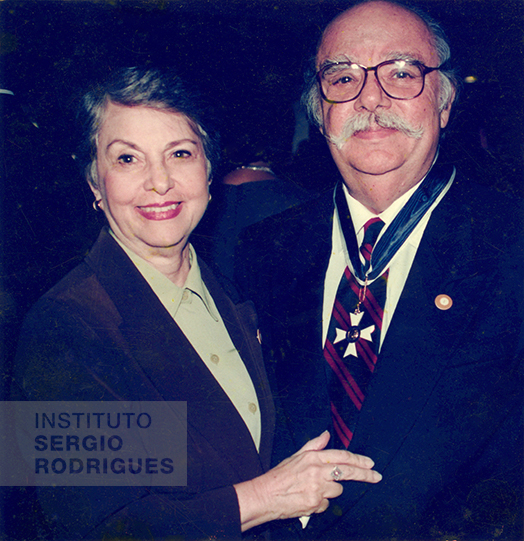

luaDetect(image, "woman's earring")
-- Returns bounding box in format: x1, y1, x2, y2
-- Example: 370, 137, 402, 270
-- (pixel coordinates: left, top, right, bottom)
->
93, 199, 101, 211
208, 193, 212, 202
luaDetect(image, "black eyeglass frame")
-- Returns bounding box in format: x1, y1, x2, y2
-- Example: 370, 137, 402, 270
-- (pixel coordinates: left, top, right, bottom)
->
316, 59, 443, 104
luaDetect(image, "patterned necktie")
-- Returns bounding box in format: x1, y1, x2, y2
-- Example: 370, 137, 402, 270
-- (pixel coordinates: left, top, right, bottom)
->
359, 217, 385, 274
324, 218, 388, 448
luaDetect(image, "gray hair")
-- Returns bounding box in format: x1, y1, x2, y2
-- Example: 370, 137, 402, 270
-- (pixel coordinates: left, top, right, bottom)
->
76, 67, 220, 188
302, 0, 457, 129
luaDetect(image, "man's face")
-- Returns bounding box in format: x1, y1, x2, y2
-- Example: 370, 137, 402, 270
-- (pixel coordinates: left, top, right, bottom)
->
317, 1, 453, 210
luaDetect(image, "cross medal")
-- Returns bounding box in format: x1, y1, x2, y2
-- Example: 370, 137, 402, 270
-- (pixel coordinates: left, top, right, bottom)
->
333, 276, 375, 358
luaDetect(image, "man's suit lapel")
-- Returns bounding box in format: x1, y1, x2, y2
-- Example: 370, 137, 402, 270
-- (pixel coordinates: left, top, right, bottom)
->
350, 180, 496, 464
282, 189, 334, 347
86, 229, 268, 478
275, 183, 487, 459
270, 192, 335, 450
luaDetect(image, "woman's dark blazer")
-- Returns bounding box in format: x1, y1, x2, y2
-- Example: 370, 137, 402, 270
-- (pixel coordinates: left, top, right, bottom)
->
11, 227, 275, 540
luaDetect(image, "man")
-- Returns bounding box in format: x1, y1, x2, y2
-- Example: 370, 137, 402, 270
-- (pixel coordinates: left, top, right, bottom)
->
237, 1, 523, 539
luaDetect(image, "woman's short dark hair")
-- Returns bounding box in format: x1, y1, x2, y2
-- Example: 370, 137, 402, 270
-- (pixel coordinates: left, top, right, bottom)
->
76, 67, 220, 187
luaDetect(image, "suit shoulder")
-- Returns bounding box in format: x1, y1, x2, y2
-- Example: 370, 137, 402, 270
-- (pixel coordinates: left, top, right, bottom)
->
449, 172, 523, 248
239, 190, 334, 249
450, 170, 522, 216
198, 253, 244, 304
235, 191, 333, 295
16, 260, 121, 371
28, 260, 117, 327
237, 191, 333, 268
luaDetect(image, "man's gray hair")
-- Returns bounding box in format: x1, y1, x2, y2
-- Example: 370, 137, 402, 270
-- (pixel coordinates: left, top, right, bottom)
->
302, 0, 457, 129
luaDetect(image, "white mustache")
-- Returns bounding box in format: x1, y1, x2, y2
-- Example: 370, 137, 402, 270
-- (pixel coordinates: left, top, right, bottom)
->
329, 112, 424, 149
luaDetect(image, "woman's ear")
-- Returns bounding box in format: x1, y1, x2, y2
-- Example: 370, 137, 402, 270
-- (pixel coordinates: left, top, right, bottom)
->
88, 181, 104, 210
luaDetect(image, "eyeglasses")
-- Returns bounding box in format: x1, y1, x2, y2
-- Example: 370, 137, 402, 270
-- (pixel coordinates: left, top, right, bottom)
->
317, 59, 442, 103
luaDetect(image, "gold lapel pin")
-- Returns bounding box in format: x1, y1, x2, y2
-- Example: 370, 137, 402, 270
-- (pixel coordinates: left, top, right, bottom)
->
435, 294, 453, 310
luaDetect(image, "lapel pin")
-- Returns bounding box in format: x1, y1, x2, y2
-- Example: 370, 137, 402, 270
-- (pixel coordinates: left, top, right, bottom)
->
435, 294, 453, 310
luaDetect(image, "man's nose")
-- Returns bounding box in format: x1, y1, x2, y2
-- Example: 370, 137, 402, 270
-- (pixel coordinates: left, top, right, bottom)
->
354, 72, 391, 112
145, 160, 174, 195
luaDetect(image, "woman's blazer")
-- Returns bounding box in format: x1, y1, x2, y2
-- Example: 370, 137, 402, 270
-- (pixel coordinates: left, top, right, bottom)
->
11, 227, 275, 540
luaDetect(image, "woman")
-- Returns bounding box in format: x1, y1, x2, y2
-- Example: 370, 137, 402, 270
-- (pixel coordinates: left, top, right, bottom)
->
12, 67, 381, 540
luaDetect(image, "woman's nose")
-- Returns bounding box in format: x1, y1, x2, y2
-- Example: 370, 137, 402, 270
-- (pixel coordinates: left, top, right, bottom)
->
145, 161, 174, 195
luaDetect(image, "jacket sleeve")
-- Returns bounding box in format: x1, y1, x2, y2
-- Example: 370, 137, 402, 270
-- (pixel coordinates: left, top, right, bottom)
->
10, 297, 244, 541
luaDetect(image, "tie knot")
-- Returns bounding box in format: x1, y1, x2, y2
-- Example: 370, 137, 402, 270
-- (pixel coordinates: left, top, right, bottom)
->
360, 218, 385, 264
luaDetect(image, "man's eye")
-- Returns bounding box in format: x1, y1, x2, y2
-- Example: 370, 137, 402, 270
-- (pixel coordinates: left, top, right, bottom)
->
324, 70, 357, 86
117, 154, 135, 164
393, 70, 415, 79
173, 150, 191, 158
334, 75, 355, 85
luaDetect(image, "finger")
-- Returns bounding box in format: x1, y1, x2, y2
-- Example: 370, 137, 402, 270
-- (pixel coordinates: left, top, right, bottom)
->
297, 430, 330, 453
327, 463, 382, 484
313, 498, 330, 514
321, 449, 376, 469
324, 477, 345, 498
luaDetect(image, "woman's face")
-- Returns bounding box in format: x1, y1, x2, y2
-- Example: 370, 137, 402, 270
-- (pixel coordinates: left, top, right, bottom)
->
91, 102, 210, 260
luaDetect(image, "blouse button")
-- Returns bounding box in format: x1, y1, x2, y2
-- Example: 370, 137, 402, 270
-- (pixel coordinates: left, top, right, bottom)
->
248, 402, 257, 414
210, 354, 220, 364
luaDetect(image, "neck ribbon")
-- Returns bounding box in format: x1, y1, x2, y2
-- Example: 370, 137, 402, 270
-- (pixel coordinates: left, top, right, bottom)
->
335, 160, 455, 282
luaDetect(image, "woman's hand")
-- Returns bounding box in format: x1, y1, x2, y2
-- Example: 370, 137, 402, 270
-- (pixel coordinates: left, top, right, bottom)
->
234, 430, 382, 531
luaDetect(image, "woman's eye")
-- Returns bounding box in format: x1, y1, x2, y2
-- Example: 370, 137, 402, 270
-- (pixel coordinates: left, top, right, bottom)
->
173, 150, 191, 158
117, 154, 136, 164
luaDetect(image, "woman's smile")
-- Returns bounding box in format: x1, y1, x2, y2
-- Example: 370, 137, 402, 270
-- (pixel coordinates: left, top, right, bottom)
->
136, 202, 183, 220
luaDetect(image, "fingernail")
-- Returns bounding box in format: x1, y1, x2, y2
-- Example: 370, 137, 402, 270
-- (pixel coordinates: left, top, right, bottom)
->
374, 471, 383, 482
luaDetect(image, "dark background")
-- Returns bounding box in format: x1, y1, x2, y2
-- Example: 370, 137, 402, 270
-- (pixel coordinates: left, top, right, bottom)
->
1, 0, 523, 370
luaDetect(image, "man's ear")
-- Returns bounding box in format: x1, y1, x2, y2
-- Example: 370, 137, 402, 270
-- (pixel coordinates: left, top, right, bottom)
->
318, 110, 326, 135
439, 87, 456, 129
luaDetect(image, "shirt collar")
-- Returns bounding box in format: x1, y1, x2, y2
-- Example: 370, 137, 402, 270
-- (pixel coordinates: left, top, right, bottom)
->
343, 177, 424, 238
343, 150, 441, 237
109, 231, 219, 320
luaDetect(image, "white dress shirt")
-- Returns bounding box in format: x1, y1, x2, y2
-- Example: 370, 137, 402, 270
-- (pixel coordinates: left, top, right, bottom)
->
322, 169, 455, 350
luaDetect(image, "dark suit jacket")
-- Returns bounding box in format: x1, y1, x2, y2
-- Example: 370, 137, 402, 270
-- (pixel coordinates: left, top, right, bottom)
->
11, 228, 275, 540
237, 170, 523, 540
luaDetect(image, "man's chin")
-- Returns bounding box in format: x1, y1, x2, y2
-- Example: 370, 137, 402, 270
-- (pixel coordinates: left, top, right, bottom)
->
334, 149, 406, 178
